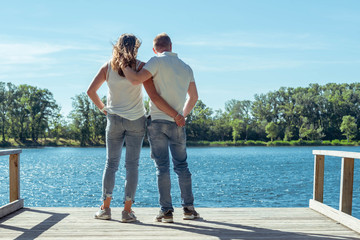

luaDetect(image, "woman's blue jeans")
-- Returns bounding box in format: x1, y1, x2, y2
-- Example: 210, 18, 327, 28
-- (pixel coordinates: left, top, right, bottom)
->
101, 114, 146, 203
147, 119, 194, 212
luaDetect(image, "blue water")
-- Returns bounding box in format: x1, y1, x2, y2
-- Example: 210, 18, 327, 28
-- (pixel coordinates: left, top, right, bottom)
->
1, 146, 360, 218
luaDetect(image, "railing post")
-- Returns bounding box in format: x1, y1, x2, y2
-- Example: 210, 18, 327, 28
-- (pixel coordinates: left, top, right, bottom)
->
339, 157, 354, 215
1, 149, 23, 218
313, 154, 324, 202
9, 153, 20, 202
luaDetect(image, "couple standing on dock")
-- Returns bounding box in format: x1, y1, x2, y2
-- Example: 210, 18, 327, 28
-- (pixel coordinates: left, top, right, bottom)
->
87, 33, 199, 223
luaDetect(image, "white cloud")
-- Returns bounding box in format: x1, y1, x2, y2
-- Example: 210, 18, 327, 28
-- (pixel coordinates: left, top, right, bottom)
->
0, 41, 102, 65
0, 72, 64, 81
0, 43, 65, 64
0, 40, 108, 83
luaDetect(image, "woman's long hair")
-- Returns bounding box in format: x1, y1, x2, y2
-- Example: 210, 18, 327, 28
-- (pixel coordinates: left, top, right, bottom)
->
111, 34, 141, 77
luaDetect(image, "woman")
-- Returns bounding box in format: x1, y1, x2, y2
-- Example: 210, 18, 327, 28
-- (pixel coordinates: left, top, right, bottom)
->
87, 34, 146, 223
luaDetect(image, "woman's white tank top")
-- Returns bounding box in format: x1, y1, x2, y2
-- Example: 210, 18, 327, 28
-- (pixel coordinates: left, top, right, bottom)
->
105, 60, 145, 120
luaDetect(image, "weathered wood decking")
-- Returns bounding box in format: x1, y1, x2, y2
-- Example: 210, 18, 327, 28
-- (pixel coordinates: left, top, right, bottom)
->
0, 207, 359, 240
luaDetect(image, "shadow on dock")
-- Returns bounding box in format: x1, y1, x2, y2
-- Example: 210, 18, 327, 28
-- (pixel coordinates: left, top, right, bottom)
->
0, 208, 68, 240
135, 219, 359, 240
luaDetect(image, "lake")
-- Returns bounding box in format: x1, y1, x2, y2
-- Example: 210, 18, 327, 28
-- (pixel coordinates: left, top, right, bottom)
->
1, 146, 360, 218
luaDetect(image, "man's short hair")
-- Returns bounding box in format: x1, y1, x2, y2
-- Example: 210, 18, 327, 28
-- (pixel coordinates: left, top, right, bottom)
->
153, 33, 171, 51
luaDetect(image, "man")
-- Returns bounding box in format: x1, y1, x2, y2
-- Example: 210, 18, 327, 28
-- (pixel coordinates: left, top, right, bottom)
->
123, 33, 199, 223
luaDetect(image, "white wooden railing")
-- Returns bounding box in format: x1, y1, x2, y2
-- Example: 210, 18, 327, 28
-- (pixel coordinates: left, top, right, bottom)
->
310, 150, 360, 233
0, 149, 23, 218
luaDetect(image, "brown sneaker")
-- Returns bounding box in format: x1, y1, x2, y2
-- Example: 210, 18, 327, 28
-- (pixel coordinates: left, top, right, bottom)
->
183, 206, 200, 220
155, 210, 173, 223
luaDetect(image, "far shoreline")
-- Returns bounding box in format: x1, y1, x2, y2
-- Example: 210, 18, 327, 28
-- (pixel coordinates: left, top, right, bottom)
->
1, 138, 359, 148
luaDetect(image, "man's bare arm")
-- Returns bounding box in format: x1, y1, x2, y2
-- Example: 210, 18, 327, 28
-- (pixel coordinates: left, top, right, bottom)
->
143, 78, 186, 127
183, 82, 199, 117
123, 66, 152, 85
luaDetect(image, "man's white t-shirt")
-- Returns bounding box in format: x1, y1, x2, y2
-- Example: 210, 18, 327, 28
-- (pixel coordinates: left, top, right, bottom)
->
143, 52, 195, 122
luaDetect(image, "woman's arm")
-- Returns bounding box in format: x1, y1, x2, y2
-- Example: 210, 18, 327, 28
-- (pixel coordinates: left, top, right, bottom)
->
87, 64, 108, 114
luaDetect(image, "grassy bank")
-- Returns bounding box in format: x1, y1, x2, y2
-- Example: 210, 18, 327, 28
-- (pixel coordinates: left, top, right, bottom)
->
186, 139, 360, 147
0, 138, 97, 148
1, 138, 359, 148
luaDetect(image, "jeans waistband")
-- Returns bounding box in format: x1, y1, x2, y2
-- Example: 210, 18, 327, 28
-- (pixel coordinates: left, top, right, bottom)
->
149, 117, 176, 125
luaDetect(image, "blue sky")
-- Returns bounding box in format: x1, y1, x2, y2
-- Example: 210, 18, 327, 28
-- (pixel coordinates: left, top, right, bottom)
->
1, 0, 359, 116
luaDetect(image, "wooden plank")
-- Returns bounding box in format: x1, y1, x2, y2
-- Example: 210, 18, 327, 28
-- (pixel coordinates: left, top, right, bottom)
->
0, 199, 23, 218
0, 149, 22, 157
313, 154, 324, 202
310, 199, 360, 234
9, 153, 20, 202
1, 207, 360, 240
339, 157, 354, 215
312, 150, 360, 159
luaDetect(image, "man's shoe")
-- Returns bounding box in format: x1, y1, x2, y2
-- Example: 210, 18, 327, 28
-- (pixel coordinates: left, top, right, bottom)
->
121, 210, 137, 223
155, 210, 174, 223
94, 207, 111, 220
183, 206, 200, 220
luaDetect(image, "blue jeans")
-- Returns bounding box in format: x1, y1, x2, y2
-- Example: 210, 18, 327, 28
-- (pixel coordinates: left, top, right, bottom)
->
147, 119, 194, 212
101, 114, 146, 203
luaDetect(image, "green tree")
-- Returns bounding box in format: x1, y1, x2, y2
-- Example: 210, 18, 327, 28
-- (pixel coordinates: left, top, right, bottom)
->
322, 83, 353, 140
0, 82, 8, 141
186, 100, 213, 141
69, 93, 91, 146
265, 122, 278, 142
48, 107, 68, 142
8, 84, 31, 141
230, 118, 242, 142
252, 92, 280, 123
299, 117, 325, 140
89, 96, 107, 143
1, 83, 59, 142
277, 87, 298, 140
225, 99, 252, 140
210, 109, 232, 141
283, 126, 294, 141
340, 115, 357, 142
27, 87, 58, 141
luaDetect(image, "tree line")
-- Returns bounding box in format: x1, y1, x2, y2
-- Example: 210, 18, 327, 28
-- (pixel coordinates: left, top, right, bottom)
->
1, 81, 359, 146
186, 83, 360, 143
0, 82, 106, 146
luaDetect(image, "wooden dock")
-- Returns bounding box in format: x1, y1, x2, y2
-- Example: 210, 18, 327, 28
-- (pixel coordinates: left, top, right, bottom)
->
2, 150, 360, 239
0, 207, 360, 239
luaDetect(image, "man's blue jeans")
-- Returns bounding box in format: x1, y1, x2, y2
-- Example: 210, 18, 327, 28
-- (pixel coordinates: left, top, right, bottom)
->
101, 114, 146, 203
147, 119, 194, 212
